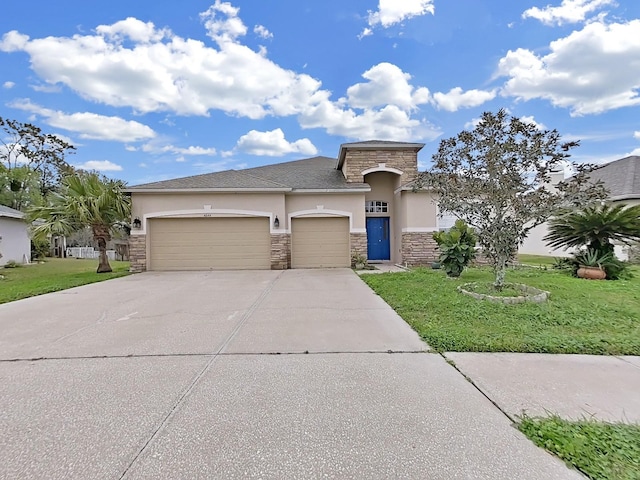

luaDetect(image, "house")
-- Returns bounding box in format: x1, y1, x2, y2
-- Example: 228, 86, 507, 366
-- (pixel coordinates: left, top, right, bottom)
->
519, 155, 640, 257
0, 205, 31, 266
127, 141, 442, 272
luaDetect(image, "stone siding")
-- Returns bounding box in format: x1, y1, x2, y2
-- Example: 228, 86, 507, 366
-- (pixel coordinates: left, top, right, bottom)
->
350, 232, 368, 265
129, 234, 147, 273
271, 233, 290, 270
401, 233, 439, 266
343, 149, 418, 185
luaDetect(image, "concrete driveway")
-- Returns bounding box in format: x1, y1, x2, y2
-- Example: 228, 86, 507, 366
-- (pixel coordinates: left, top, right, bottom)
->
0, 269, 581, 479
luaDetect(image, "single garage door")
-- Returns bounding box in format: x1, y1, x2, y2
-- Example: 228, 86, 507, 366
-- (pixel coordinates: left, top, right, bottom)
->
148, 217, 270, 271
291, 217, 350, 268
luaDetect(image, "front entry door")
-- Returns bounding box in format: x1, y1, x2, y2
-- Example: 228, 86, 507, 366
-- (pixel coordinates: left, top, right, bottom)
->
366, 217, 390, 261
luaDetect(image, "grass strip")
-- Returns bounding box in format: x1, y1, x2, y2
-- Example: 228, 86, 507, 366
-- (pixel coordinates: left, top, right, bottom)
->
0, 258, 130, 304
519, 415, 640, 480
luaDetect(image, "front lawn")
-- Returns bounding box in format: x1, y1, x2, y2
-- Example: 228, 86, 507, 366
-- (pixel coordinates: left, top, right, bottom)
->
519, 416, 640, 480
0, 258, 130, 304
361, 266, 640, 354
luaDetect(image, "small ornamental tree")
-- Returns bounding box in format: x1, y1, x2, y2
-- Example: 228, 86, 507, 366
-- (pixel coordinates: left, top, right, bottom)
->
418, 109, 607, 289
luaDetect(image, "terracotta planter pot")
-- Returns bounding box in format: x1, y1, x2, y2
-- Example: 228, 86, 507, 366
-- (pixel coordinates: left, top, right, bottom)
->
577, 266, 606, 280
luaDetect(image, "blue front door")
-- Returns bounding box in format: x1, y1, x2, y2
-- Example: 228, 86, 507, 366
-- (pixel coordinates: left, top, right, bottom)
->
366, 217, 390, 260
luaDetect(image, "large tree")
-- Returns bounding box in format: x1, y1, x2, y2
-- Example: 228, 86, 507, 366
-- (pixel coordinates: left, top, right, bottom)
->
420, 109, 607, 288
29, 172, 130, 273
0, 117, 75, 210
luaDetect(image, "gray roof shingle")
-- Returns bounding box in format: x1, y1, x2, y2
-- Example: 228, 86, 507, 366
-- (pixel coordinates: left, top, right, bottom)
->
128, 156, 369, 192
0, 205, 25, 219
589, 156, 640, 201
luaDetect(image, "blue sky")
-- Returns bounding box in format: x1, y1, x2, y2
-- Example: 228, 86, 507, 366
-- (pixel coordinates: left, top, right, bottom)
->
1, 0, 639, 185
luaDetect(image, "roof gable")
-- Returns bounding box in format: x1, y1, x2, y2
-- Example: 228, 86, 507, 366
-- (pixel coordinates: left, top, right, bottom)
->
589, 156, 640, 200
127, 156, 369, 192
0, 205, 25, 219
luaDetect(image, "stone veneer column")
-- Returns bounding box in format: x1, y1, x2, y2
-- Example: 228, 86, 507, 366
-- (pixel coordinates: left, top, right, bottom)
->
350, 232, 368, 265
271, 233, 290, 269
129, 235, 147, 272
401, 233, 439, 266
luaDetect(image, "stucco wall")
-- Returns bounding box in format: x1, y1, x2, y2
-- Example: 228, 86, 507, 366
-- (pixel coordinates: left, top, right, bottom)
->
131, 192, 286, 230
401, 191, 438, 230
0, 217, 30, 265
285, 193, 366, 231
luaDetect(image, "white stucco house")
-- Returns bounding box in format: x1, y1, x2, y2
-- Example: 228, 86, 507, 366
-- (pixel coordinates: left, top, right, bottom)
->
0, 205, 31, 266
519, 155, 640, 258
126, 141, 444, 272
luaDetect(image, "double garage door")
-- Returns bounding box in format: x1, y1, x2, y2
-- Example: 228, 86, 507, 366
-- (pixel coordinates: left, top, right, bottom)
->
148, 217, 270, 271
148, 216, 350, 271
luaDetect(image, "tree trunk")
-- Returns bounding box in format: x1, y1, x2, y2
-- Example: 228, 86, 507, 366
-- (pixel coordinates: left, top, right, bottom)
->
494, 259, 507, 290
92, 225, 112, 273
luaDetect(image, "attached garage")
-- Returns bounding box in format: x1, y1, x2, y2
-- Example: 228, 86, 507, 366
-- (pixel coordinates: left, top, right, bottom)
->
148, 217, 270, 271
291, 217, 350, 268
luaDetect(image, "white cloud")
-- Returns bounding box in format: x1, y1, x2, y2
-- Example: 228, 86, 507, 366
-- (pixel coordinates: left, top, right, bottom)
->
300, 101, 440, 141
520, 116, 547, 130
96, 17, 171, 43
432, 87, 496, 112
3, 81, 15, 89
366, 0, 435, 28
0, 4, 439, 142
235, 128, 318, 156
634, 131, 640, 140
200, 0, 247, 43
253, 25, 272, 39
357, 28, 373, 40
75, 160, 123, 171
141, 142, 217, 156
0, 30, 29, 51
522, 0, 615, 26
498, 19, 640, 115
9, 99, 156, 142
30, 83, 61, 93
346, 62, 430, 111
464, 117, 482, 130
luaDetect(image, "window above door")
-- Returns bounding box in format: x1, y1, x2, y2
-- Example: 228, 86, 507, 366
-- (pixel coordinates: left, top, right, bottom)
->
365, 200, 388, 213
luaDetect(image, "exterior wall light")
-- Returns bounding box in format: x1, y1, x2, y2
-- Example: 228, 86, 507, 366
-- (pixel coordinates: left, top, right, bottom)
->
274, 216, 280, 229
132, 217, 142, 229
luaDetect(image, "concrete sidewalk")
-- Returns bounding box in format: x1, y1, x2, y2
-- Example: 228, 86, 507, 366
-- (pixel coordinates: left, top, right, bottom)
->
446, 352, 640, 424
1, 269, 582, 479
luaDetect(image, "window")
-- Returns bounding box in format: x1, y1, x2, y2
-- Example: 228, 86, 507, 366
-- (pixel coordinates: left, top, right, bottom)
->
365, 200, 388, 213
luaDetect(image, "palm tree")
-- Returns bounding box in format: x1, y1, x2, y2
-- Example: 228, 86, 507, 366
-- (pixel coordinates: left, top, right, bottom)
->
29, 172, 130, 273
544, 203, 640, 255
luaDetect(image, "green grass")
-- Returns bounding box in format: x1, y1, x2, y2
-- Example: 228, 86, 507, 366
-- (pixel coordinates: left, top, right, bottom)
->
361, 266, 640, 354
519, 416, 640, 480
0, 258, 131, 304
517, 253, 564, 266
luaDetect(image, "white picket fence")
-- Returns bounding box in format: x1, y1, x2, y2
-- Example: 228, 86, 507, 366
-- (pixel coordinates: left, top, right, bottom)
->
66, 247, 116, 260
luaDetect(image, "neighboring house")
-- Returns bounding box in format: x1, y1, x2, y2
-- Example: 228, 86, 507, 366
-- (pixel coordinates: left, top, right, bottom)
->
0, 205, 31, 266
127, 141, 443, 272
519, 155, 640, 257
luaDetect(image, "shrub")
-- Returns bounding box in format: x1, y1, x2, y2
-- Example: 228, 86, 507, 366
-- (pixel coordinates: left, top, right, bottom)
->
31, 238, 50, 260
433, 220, 477, 277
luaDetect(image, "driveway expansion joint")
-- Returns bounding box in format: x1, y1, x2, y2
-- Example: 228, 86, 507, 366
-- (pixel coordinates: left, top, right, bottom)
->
118, 270, 284, 480
0, 350, 431, 363
441, 352, 518, 425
